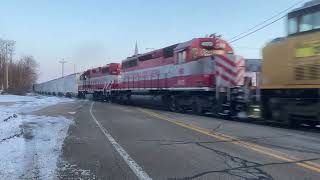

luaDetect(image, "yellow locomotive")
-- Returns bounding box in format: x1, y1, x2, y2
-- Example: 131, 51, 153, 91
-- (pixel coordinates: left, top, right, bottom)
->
261, 0, 320, 126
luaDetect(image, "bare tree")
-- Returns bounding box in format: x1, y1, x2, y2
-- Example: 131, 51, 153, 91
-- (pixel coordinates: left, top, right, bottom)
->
0, 38, 38, 94
0, 39, 15, 90
8, 55, 39, 94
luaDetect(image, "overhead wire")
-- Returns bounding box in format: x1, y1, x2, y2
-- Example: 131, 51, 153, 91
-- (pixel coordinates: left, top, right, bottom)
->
230, 14, 287, 43
229, 0, 307, 43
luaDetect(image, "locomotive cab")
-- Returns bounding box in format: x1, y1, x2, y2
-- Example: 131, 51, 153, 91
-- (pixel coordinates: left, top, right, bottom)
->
174, 37, 234, 64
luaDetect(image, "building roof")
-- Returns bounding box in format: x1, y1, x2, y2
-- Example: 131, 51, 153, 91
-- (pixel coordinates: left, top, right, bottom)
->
245, 59, 261, 72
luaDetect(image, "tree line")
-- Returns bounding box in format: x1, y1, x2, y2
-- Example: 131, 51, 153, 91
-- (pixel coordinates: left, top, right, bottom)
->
0, 38, 38, 95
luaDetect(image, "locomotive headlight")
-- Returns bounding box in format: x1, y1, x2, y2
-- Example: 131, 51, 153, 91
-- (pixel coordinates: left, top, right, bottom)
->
253, 108, 261, 112
248, 105, 262, 119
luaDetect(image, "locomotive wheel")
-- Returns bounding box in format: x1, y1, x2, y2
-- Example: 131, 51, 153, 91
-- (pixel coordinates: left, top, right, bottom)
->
192, 102, 203, 115
168, 97, 179, 112
105, 93, 111, 103
93, 92, 97, 101
211, 103, 223, 117
125, 94, 132, 105
118, 95, 124, 104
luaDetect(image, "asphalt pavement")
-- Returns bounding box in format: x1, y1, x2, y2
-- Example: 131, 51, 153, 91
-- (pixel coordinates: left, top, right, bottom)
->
34, 99, 320, 180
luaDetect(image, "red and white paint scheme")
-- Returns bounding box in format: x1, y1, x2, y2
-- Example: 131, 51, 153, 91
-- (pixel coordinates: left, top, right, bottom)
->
78, 63, 121, 97
215, 55, 245, 87
77, 37, 247, 116
118, 37, 244, 91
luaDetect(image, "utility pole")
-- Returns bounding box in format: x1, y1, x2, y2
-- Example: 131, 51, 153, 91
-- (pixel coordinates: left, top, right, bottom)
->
59, 59, 67, 77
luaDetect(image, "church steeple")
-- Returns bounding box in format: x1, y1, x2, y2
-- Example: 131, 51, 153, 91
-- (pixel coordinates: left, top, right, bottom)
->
134, 41, 139, 56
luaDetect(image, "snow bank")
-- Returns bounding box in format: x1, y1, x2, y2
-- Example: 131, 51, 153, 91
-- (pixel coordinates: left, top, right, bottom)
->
0, 95, 74, 179
0, 115, 71, 179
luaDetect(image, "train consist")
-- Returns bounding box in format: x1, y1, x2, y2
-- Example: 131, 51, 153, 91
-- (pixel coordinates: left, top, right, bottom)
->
83, 37, 247, 116
34, 0, 320, 127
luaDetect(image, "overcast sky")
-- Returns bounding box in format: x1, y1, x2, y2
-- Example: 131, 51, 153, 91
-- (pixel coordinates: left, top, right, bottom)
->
0, 0, 306, 82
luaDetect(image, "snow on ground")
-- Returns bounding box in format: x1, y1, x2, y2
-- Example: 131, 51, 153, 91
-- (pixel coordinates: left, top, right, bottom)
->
0, 94, 74, 113
0, 94, 38, 102
0, 94, 74, 179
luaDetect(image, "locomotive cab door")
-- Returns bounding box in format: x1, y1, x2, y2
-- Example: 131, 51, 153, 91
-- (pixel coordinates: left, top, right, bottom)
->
173, 50, 187, 87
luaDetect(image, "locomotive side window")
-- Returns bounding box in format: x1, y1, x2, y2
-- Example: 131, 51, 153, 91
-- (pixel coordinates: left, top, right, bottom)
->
122, 59, 138, 69
288, 17, 298, 35
178, 50, 186, 64
300, 14, 313, 32
314, 11, 320, 29
101, 67, 109, 73
129, 59, 138, 67
122, 61, 128, 69
139, 54, 153, 61
288, 4, 320, 35
163, 44, 177, 58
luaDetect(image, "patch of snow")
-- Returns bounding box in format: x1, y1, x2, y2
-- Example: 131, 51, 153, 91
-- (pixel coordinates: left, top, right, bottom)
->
0, 95, 73, 113
57, 161, 96, 179
0, 94, 37, 102
0, 95, 74, 179
0, 115, 71, 179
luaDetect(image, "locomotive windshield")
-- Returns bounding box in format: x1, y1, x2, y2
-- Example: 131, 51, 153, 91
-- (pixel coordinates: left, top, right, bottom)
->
288, 3, 320, 35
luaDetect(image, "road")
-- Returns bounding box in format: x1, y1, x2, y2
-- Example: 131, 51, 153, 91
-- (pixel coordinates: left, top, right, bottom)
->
34, 100, 320, 180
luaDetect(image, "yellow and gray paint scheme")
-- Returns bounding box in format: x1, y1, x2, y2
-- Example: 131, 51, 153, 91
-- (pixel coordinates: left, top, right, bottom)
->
260, 0, 320, 125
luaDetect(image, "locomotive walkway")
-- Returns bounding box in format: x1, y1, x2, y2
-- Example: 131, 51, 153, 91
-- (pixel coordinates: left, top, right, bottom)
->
35, 99, 320, 180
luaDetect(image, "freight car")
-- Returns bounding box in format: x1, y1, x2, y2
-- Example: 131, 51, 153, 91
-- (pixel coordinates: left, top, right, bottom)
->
34, 73, 80, 97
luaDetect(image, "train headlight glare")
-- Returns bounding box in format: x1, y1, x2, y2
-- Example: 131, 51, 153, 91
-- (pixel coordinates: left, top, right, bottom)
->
253, 108, 260, 112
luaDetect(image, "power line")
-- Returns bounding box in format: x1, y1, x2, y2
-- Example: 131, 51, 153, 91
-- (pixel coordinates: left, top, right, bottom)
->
230, 14, 287, 43
229, 0, 306, 43
229, 0, 306, 42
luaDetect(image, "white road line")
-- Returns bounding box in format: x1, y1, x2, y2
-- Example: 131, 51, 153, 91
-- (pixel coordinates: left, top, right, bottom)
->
89, 102, 152, 180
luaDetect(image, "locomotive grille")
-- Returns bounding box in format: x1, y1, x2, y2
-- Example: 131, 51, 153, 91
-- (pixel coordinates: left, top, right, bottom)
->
309, 64, 320, 79
295, 66, 304, 80
295, 64, 320, 80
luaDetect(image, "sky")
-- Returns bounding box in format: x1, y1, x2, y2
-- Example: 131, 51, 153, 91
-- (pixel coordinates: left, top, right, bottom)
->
0, 0, 305, 82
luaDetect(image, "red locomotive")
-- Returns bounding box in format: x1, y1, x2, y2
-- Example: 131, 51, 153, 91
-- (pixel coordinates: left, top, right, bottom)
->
78, 36, 246, 115
78, 63, 121, 99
